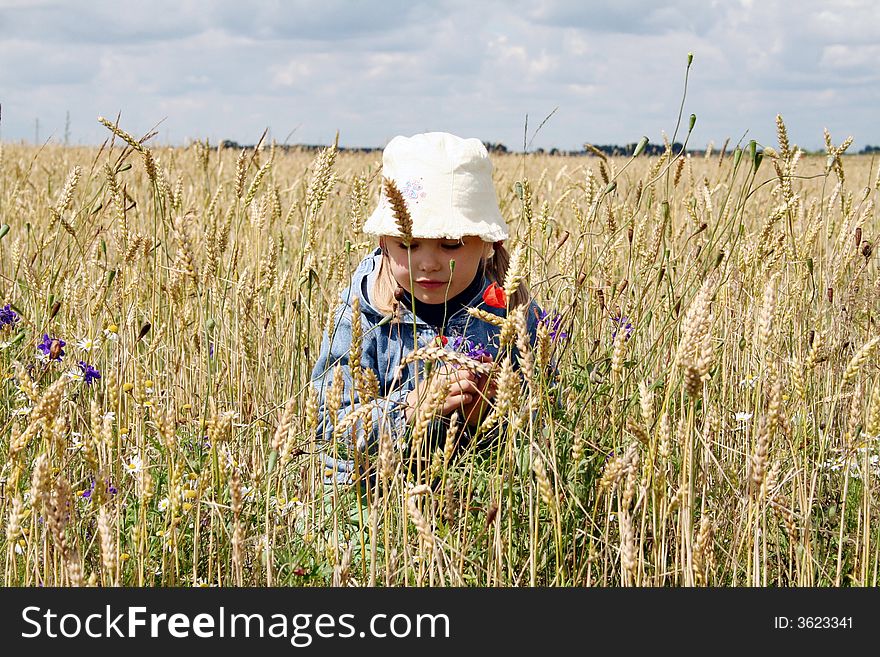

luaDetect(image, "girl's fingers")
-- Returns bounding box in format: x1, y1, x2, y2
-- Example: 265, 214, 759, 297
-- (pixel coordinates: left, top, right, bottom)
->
453, 378, 481, 396
444, 393, 472, 413
445, 368, 476, 382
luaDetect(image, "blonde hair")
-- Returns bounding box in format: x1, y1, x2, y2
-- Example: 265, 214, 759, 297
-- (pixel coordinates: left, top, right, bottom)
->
371, 241, 530, 318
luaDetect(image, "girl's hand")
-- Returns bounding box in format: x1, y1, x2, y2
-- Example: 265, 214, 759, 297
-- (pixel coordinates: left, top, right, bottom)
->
404, 357, 495, 424
458, 355, 497, 427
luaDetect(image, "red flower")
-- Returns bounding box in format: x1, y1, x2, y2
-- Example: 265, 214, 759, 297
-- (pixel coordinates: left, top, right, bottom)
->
482, 282, 507, 309
434, 335, 448, 347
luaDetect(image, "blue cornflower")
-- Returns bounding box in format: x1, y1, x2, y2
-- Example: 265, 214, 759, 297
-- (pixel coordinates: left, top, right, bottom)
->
0, 304, 19, 329
450, 335, 490, 360
78, 360, 101, 385
538, 310, 569, 342
81, 479, 118, 501
611, 316, 634, 342
37, 334, 65, 361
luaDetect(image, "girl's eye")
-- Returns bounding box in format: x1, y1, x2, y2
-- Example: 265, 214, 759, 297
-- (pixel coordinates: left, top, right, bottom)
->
442, 242, 463, 250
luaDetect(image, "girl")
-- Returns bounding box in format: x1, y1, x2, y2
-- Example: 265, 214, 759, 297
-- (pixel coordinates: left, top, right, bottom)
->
311, 132, 544, 483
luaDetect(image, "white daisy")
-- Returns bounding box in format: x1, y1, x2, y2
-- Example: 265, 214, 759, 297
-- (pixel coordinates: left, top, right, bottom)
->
77, 336, 101, 352
124, 455, 143, 476
68, 432, 85, 451
157, 498, 170, 512
102, 411, 116, 423
0, 340, 11, 350
734, 411, 753, 423
65, 368, 84, 382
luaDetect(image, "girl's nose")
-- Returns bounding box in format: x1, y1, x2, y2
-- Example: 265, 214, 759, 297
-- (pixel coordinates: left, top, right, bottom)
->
418, 248, 444, 272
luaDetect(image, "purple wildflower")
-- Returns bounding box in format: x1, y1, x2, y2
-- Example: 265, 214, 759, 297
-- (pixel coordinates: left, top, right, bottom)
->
81, 479, 118, 502
37, 334, 65, 361
450, 335, 490, 360
538, 310, 569, 343
77, 360, 101, 385
0, 304, 19, 329
611, 316, 634, 342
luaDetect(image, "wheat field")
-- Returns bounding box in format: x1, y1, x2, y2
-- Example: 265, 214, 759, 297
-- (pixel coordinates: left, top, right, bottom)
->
0, 116, 878, 587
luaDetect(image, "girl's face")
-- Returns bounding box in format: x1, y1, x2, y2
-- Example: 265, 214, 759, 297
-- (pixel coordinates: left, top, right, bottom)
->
382, 235, 492, 304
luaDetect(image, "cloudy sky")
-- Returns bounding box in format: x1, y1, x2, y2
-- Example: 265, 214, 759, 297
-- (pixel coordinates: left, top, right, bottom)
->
1, 0, 877, 152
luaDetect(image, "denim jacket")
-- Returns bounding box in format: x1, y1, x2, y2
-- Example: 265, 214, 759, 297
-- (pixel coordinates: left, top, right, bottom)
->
311, 248, 544, 482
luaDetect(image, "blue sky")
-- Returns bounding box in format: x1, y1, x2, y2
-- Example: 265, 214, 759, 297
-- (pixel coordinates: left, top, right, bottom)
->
1, 0, 877, 151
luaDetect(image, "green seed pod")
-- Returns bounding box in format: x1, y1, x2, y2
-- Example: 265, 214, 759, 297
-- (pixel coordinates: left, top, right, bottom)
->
754, 150, 763, 172
604, 181, 617, 195
661, 200, 670, 222
514, 181, 524, 200
687, 52, 694, 67
117, 163, 133, 173
806, 258, 814, 275
733, 147, 742, 169
688, 114, 697, 133
739, 336, 747, 351
91, 202, 103, 215
206, 317, 216, 333
0, 224, 9, 240
633, 136, 649, 157
749, 140, 757, 164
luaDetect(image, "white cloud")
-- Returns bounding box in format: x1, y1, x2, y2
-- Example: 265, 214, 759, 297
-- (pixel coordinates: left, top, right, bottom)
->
0, 0, 877, 150
820, 44, 880, 70
271, 60, 316, 88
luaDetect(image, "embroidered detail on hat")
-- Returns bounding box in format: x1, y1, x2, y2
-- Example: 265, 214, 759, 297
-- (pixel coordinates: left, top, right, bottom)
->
402, 179, 427, 204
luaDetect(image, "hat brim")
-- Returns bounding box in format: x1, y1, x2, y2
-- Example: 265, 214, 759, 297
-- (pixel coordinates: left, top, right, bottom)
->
362, 206, 509, 242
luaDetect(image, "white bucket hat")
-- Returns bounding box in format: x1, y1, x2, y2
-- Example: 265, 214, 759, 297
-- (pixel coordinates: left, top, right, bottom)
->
363, 132, 509, 242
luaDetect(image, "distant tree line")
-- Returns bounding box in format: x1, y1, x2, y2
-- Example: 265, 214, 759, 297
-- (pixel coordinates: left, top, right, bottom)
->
219, 139, 880, 157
